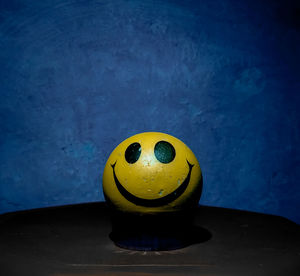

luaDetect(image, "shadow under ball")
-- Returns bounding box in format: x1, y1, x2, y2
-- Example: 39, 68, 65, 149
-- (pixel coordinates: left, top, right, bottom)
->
102, 132, 203, 251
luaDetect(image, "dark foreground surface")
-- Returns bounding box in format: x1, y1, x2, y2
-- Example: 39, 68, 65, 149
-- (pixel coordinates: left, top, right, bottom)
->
0, 202, 299, 276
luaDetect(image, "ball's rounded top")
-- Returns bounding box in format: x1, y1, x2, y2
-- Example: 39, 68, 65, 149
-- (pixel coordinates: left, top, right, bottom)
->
102, 132, 202, 214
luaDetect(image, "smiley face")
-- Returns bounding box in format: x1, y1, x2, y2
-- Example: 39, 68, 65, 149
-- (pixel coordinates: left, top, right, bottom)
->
102, 132, 203, 214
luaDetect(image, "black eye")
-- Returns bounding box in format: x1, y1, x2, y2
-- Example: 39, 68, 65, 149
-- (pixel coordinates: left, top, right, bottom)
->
154, 141, 175, 163
125, 142, 141, 164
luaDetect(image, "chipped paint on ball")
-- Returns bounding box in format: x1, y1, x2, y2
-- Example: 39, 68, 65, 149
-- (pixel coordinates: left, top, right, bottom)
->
102, 132, 202, 214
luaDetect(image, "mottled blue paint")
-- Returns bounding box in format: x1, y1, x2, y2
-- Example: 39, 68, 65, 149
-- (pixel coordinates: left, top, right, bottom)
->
0, 0, 299, 223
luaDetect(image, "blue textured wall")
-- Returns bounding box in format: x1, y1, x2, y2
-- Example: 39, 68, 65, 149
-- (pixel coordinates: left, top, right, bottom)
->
0, 0, 299, 223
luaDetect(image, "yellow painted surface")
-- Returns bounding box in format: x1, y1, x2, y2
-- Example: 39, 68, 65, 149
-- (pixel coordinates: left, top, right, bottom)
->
102, 132, 202, 214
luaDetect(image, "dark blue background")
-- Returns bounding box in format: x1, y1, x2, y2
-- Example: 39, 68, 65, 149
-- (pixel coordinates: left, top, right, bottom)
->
0, 0, 299, 223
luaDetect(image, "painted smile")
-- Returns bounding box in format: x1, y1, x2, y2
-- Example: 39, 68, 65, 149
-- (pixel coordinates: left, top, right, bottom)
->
111, 160, 194, 207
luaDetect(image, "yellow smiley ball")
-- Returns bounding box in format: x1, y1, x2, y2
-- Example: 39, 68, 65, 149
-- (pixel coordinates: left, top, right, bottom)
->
102, 132, 203, 215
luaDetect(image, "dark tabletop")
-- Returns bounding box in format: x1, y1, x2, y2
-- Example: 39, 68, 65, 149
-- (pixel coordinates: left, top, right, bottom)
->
0, 202, 299, 276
